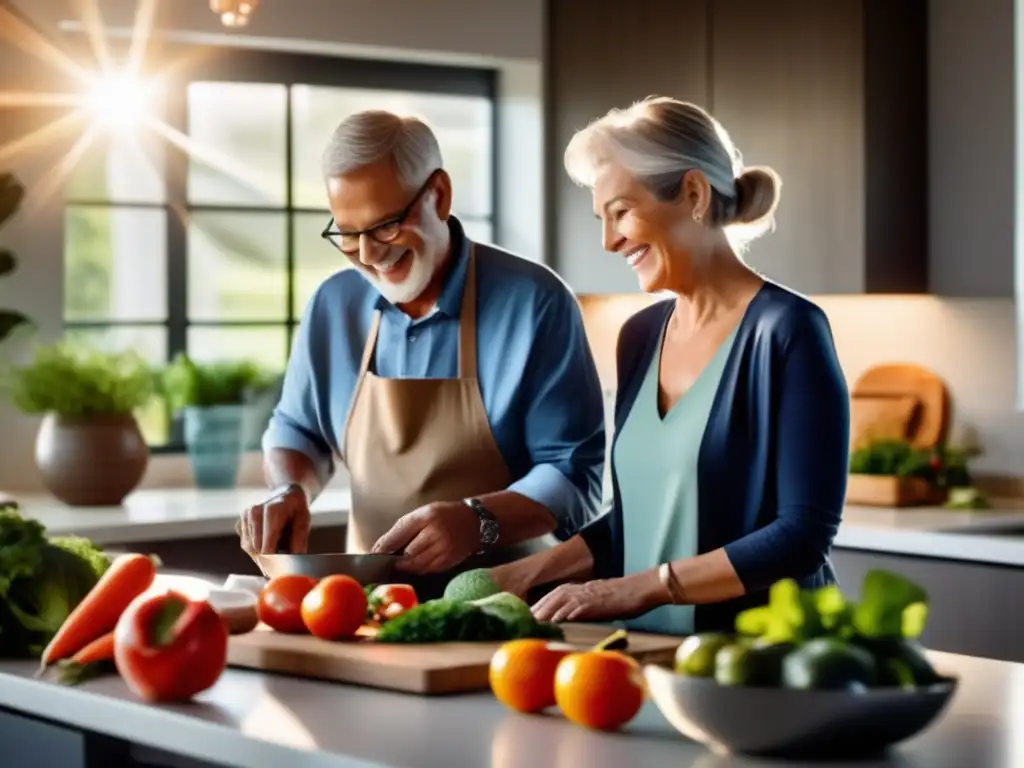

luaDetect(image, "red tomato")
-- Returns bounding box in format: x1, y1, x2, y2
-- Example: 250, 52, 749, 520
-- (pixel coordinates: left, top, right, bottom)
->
369, 584, 419, 620
301, 575, 367, 640
258, 574, 318, 634
114, 590, 228, 703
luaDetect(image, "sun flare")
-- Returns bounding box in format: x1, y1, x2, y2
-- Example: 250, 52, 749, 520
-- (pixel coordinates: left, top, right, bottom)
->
0, 0, 236, 214
85, 71, 154, 132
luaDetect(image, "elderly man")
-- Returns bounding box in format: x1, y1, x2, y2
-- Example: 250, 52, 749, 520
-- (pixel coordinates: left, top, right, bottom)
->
238, 110, 606, 595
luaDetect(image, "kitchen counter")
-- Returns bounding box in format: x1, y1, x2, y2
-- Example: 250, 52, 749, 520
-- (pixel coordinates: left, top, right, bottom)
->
12, 489, 1024, 567
10, 488, 352, 545
0, 646, 1021, 768
835, 504, 1024, 567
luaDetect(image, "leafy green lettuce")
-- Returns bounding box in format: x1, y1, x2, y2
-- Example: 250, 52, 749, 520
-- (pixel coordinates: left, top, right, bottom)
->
0, 506, 110, 658
375, 592, 563, 644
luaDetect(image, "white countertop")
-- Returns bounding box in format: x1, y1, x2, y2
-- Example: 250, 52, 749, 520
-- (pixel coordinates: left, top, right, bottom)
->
0, 647, 1020, 768
10, 488, 352, 545
835, 504, 1024, 566
9, 489, 1024, 566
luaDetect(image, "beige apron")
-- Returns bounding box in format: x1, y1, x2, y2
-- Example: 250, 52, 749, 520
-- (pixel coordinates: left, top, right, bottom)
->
342, 246, 557, 597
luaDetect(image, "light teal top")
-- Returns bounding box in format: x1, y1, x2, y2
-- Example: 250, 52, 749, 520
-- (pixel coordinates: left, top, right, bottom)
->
613, 321, 738, 635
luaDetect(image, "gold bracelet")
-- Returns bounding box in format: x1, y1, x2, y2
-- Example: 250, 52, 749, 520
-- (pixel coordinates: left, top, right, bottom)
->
658, 562, 686, 605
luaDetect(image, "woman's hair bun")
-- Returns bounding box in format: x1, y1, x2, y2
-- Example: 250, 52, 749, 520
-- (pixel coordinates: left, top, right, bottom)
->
732, 166, 782, 226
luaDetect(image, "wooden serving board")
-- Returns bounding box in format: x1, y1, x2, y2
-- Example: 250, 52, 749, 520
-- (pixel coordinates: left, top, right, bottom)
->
851, 363, 950, 449
227, 623, 681, 695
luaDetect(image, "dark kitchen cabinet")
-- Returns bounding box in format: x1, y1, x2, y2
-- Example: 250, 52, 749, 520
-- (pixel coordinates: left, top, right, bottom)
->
711, 0, 927, 295
547, 0, 710, 294
927, 0, 1014, 298
832, 547, 1024, 664
547, 0, 928, 296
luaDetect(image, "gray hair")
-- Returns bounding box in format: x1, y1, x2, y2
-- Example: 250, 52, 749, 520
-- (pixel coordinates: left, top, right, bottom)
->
564, 96, 781, 243
321, 110, 443, 190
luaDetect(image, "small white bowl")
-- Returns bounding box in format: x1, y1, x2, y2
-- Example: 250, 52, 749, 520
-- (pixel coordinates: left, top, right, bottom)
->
207, 588, 259, 635
223, 574, 267, 598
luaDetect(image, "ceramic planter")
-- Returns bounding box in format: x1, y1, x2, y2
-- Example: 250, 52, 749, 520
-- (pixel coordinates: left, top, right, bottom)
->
35, 412, 149, 506
183, 404, 244, 489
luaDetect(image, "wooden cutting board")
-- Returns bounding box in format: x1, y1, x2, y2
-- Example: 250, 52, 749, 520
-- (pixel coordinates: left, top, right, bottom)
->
227, 623, 681, 695
851, 363, 950, 449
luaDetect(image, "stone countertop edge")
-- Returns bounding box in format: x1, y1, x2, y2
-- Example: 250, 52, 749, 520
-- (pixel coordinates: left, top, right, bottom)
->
0, 670, 384, 768
0, 646, 1020, 768
10, 488, 1024, 566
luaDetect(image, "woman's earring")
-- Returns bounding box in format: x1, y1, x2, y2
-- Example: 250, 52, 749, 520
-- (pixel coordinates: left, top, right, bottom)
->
693, 210, 703, 224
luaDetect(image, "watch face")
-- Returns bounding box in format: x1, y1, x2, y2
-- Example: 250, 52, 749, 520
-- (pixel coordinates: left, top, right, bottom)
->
480, 518, 500, 546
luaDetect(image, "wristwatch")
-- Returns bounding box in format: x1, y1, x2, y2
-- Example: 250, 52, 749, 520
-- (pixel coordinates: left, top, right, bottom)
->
464, 498, 500, 552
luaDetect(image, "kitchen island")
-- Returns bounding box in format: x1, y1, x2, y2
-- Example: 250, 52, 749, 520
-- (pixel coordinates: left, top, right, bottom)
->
0, 645, 1020, 768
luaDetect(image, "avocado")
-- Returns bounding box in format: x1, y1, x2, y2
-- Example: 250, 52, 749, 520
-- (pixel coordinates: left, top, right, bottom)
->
781, 637, 877, 691
714, 642, 753, 686
854, 636, 939, 688
747, 639, 798, 686
443, 569, 502, 602
715, 639, 795, 687
675, 632, 733, 677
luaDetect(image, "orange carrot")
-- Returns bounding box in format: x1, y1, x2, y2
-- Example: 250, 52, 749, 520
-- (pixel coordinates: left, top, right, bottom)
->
54, 632, 118, 686
38, 553, 159, 672
71, 630, 115, 665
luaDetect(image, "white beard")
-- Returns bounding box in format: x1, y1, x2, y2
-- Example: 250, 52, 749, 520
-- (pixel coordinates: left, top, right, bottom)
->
365, 247, 445, 305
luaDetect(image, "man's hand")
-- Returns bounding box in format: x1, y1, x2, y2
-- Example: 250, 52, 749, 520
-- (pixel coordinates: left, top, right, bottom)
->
371, 501, 481, 574
237, 486, 311, 554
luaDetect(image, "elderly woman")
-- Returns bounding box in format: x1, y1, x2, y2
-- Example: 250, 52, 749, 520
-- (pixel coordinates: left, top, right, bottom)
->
491, 96, 850, 634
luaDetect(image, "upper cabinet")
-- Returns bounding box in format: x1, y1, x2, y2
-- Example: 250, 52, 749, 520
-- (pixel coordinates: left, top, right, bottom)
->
548, 0, 709, 295
548, 0, 929, 296
928, 0, 1014, 298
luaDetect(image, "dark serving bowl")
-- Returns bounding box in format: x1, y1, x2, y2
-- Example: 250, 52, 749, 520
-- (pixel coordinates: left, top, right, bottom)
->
643, 664, 958, 760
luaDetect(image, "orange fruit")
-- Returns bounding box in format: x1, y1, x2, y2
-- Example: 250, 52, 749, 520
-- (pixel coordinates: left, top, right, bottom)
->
554, 650, 646, 731
489, 639, 573, 713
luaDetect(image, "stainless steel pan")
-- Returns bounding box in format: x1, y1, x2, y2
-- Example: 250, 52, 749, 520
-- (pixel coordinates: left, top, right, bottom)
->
253, 552, 400, 583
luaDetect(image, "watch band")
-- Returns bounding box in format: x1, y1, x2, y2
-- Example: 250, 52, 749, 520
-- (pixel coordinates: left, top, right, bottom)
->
464, 497, 500, 552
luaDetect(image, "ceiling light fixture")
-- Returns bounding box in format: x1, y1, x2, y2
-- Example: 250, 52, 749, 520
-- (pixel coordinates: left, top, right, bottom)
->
210, 0, 260, 28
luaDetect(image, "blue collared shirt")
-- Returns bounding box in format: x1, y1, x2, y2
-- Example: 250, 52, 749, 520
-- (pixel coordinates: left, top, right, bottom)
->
263, 217, 607, 536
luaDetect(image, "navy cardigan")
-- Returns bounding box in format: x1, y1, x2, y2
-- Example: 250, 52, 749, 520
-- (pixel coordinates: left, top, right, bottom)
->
580, 282, 851, 633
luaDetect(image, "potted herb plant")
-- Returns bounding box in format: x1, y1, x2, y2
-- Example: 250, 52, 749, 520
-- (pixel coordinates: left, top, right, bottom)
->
0, 342, 154, 506
847, 439, 986, 508
161, 353, 274, 489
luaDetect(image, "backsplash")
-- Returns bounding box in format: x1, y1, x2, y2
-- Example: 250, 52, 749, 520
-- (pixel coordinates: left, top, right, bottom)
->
580, 292, 1024, 484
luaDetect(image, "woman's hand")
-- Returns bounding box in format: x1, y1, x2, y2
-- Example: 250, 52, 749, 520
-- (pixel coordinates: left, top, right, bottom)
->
530, 570, 667, 624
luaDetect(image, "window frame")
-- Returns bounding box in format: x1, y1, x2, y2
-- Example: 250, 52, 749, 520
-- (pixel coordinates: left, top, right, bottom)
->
62, 46, 499, 453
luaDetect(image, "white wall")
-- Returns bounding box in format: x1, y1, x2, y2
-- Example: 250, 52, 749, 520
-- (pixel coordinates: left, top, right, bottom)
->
0, 0, 545, 493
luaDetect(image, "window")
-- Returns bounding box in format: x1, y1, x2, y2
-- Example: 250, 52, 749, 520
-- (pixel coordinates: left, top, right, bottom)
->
63, 49, 496, 450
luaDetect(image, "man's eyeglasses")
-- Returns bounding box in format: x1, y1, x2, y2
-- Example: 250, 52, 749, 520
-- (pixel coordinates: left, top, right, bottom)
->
321, 169, 440, 256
